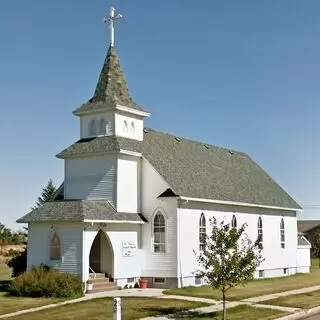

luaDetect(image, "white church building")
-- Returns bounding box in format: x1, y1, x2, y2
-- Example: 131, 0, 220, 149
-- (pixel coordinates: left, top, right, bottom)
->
18, 7, 310, 291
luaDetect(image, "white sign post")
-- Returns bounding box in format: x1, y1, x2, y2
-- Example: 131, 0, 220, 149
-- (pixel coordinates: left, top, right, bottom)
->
113, 297, 121, 320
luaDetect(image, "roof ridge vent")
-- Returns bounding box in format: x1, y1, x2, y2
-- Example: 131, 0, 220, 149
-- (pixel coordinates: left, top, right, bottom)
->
175, 137, 181, 142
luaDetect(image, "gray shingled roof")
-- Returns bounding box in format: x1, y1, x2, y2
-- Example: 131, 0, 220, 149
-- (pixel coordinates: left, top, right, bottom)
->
73, 46, 145, 115
17, 200, 145, 223
297, 220, 320, 234
57, 128, 301, 210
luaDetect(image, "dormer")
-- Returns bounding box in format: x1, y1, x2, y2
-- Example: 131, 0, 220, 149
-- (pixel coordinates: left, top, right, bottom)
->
73, 46, 150, 141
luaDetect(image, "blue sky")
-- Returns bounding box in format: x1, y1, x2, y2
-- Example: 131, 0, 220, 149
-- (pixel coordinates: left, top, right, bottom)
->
0, 1, 319, 230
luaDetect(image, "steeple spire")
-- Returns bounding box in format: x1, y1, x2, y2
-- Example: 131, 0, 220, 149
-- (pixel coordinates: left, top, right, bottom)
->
73, 7, 147, 115
91, 46, 134, 106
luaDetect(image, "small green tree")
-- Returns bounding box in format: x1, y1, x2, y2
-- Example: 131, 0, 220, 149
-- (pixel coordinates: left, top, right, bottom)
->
33, 179, 57, 209
8, 180, 56, 276
195, 218, 264, 320
313, 233, 320, 268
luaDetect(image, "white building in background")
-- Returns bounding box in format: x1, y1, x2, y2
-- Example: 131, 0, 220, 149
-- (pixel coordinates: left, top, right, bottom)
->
18, 7, 310, 291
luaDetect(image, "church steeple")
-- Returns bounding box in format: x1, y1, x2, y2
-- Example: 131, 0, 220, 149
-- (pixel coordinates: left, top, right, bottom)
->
73, 7, 147, 116
73, 6, 150, 142
73, 45, 145, 115
91, 46, 135, 107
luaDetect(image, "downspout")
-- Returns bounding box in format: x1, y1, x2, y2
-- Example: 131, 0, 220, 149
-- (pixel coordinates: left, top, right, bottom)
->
177, 200, 182, 288
177, 198, 189, 288
82, 227, 87, 293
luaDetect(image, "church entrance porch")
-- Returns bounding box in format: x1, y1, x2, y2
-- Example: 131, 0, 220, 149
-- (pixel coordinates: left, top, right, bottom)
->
83, 223, 142, 289
89, 230, 114, 279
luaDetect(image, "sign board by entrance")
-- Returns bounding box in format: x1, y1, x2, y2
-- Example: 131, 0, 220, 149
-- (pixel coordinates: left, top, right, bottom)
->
122, 241, 137, 257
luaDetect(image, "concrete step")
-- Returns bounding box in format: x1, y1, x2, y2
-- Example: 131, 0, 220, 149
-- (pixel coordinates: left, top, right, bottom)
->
90, 273, 108, 279
88, 282, 118, 294
92, 281, 114, 289
90, 285, 118, 293
92, 278, 110, 284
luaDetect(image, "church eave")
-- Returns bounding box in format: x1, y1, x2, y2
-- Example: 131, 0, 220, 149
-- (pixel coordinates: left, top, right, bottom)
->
17, 200, 145, 223
56, 150, 120, 160
115, 104, 150, 117
177, 196, 302, 212
72, 102, 149, 117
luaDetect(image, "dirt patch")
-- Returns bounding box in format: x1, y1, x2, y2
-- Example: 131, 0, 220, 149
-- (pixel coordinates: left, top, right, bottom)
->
0, 245, 25, 253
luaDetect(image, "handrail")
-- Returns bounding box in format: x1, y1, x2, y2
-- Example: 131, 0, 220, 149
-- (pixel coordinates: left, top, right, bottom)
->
89, 266, 96, 279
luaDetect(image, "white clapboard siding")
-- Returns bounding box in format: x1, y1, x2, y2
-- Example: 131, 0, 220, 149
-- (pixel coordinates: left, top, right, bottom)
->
178, 202, 299, 279
117, 155, 140, 213
65, 155, 117, 205
141, 158, 178, 277
28, 223, 83, 277
58, 228, 82, 276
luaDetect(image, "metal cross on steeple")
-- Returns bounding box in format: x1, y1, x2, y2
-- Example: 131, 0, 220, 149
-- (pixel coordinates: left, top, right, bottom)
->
103, 7, 123, 47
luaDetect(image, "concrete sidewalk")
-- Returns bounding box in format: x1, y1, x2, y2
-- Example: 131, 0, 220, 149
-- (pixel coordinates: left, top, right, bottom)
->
1, 285, 320, 319
241, 285, 320, 303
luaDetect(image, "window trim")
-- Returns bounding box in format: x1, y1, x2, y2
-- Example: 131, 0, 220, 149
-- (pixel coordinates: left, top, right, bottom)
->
106, 121, 112, 135
280, 218, 285, 249
153, 277, 166, 284
99, 117, 106, 135
123, 120, 128, 132
89, 119, 97, 136
130, 121, 135, 133
195, 276, 202, 285
231, 214, 237, 229
199, 213, 206, 251
257, 216, 263, 249
50, 232, 61, 261
152, 210, 166, 253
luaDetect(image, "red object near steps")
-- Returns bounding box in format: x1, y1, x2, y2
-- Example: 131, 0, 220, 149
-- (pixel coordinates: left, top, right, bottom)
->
139, 279, 148, 289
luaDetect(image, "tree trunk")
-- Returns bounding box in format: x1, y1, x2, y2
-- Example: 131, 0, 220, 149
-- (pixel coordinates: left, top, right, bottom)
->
222, 289, 226, 320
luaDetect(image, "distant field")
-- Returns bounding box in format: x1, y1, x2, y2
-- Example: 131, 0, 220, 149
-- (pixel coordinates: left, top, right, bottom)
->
0, 264, 11, 281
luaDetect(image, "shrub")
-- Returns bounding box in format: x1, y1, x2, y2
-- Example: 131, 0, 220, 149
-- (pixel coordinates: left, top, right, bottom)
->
8, 265, 84, 298
4, 249, 22, 258
7, 248, 27, 277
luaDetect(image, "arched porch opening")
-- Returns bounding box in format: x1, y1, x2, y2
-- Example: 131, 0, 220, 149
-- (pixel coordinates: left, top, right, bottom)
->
89, 230, 114, 278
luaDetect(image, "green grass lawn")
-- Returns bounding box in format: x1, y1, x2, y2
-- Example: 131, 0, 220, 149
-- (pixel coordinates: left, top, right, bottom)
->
0, 292, 62, 316
5, 297, 209, 320
165, 263, 320, 301
0, 264, 11, 281
261, 290, 320, 309
0, 265, 61, 316
176, 305, 286, 320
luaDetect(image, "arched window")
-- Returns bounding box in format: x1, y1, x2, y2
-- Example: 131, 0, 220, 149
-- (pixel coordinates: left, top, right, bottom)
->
231, 215, 237, 229
99, 118, 106, 135
257, 217, 263, 249
130, 121, 135, 134
199, 213, 206, 251
153, 212, 166, 253
280, 218, 285, 248
89, 119, 96, 136
123, 120, 128, 132
50, 232, 61, 260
